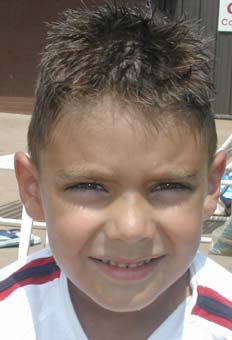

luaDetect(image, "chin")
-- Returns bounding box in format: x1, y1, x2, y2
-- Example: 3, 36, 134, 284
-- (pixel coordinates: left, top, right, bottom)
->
90, 294, 153, 313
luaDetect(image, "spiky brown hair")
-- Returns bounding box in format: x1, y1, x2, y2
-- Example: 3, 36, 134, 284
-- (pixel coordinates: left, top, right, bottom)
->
28, 3, 217, 166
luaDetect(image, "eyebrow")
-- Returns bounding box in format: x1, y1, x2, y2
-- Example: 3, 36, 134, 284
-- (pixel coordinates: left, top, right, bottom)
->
55, 166, 200, 184
152, 169, 200, 181
55, 166, 113, 183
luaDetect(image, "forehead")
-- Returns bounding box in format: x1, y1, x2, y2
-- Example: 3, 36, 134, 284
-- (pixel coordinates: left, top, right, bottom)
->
51, 95, 205, 146
39, 96, 208, 175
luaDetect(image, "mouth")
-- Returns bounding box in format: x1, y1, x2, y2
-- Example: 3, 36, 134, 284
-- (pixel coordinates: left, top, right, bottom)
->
89, 256, 164, 281
92, 257, 155, 268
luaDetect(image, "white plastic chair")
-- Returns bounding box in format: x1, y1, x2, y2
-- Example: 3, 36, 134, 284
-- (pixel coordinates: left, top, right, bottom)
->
0, 153, 46, 261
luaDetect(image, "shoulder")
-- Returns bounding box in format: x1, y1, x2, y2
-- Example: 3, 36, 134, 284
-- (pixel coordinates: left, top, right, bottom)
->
0, 247, 61, 302
191, 252, 232, 299
190, 252, 232, 336
0, 248, 62, 339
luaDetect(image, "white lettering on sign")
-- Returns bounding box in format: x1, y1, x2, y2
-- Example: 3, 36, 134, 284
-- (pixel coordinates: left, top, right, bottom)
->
218, 0, 232, 31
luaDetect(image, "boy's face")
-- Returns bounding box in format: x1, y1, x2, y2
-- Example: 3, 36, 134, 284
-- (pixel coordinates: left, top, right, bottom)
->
15, 99, 225, 312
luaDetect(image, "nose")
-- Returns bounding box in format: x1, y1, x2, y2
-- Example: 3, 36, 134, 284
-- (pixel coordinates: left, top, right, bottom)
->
104, 193, 156, 243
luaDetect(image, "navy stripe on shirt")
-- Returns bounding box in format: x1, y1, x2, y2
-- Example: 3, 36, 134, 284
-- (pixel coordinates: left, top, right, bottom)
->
0, 256, 60, 300
192, 285, 232, 330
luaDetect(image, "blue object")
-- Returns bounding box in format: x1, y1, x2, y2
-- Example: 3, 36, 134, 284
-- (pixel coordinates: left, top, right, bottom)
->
220, 171, 232, 208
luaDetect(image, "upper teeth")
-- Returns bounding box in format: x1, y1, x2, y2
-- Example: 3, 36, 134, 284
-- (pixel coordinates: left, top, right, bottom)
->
101, 259, 152, 268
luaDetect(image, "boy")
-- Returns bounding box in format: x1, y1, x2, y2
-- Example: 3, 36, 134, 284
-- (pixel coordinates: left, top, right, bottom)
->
0, 3, 232, 339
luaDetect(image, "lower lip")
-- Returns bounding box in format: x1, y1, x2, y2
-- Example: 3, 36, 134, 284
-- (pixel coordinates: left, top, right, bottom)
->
90, 257, 164, 282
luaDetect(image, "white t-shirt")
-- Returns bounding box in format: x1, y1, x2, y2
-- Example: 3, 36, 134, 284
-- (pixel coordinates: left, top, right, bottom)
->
0, 248, 232, 340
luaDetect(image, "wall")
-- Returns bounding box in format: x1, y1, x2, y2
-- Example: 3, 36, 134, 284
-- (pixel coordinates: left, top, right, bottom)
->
163, 0, 232, 118
0, 0, 231, 117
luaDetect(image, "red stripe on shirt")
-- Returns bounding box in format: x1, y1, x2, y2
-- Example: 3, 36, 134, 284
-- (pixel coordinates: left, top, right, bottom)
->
192, 285, 232, 331
0, 256, 60, 301
192, 304, 232, 331
197, 286, 232, 309
17, 256, 56, 273
0, 269, 60, 301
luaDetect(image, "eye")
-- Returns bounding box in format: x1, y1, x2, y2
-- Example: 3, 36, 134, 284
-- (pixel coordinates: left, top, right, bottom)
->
63, 181, 110, 208
66, 182, 107, 192
151, 182, 192, 192
149, 182, 195, 206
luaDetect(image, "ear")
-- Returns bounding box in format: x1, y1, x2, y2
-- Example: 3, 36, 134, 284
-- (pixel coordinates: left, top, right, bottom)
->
14, 152, 45, 222
203, 150, 227, 220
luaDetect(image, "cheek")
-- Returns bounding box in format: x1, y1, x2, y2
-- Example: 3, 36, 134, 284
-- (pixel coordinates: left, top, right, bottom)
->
160, 201, 203, 252
44, 203, 103, 257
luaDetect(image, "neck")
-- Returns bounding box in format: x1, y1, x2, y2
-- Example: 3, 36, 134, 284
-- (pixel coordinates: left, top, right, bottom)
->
68, 271, 191, 340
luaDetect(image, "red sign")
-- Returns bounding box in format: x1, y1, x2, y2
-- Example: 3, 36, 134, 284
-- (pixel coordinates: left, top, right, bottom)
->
218, 0, 232, 31
228, 3, 232, 14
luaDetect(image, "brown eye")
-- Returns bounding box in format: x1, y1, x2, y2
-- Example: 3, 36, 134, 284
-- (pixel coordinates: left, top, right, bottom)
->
67, 182, 107, 192
152, 182, 192, 192
64, 181, 110, 208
